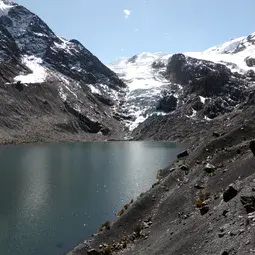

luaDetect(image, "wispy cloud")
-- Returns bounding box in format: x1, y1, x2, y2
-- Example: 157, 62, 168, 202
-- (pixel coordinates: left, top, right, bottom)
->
134, 28, 139, 32
123, 9, 131, 19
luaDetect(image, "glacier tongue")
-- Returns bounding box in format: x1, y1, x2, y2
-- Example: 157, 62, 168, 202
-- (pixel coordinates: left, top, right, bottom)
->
109, 52, 172, 130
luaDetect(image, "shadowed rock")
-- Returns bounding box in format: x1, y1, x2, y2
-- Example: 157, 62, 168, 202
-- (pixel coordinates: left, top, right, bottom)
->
177, 150, 189, 159
240, 196, 255, 213
249, 140, 255, 156
223, 185, 238, 202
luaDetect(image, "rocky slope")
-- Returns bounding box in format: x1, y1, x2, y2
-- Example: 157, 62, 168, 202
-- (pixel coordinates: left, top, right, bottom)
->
70, 33, 255, 254
0, 0, 127, 144
72, 126, 255, 255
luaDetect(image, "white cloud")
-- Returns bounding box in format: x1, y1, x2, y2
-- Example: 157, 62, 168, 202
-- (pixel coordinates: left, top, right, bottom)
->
123, 9, 131, 19
134, 28, 139, 32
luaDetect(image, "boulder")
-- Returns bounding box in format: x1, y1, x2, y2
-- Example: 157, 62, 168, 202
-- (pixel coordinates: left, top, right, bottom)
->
156, 94, 177, 113
204, 163, 215, 174
195, 184, 205, 190
245, 57, 255, 67
177, 150, 189, 159
213, 132, 220, 138
203, 98, 231, 119
87, 249, 101, 255
249, 140, 255, 156
192, 97, 204, 111
240, 196, 255, 213
180, 165, 189, 171
223, 185, 238, 202
200, 206, 209, 215
15, 81, 24, 92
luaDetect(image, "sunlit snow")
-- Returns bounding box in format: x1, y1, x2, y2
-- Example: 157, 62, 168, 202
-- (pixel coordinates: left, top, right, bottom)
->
87, 84, 101, 95
109, 33, 255, 130
199, 96, 207, 104
14, 55, 47, 83
0, 0, 13, 17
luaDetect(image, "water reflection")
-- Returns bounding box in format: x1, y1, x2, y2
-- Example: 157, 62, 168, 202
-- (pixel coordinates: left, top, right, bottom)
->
0, 141, 184, 255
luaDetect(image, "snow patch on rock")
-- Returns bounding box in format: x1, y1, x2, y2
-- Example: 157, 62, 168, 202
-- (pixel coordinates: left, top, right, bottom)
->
14, 55, 47, 83
0, 0, 13, 17
87, 84, 101, 95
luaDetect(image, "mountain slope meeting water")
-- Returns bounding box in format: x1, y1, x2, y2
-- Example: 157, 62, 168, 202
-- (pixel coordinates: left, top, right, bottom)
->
72, 27, 255, 255
71, 34, 255, 255
1, 1, 255, 255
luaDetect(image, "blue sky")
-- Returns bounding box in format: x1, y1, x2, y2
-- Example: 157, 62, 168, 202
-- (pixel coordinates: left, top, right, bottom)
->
16, 0, 255, 64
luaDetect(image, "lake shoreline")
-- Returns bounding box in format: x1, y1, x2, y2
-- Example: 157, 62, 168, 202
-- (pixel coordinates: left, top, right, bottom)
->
1, 141, 182, 255
70, 121, 255, 255
0, 134, 129, 147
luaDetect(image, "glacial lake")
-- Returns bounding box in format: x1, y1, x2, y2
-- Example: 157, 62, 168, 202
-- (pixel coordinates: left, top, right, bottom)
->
0, 141, 184, 255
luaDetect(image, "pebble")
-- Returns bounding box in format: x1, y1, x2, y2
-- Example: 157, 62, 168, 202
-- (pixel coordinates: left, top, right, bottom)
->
239, 229, 245, 235
229, 231, 236, 236
218, 232, 225, 238
220, 226, 225, 232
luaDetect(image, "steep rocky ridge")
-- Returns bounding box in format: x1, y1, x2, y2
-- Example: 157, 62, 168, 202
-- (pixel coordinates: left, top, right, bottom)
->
0, 0, 127, 144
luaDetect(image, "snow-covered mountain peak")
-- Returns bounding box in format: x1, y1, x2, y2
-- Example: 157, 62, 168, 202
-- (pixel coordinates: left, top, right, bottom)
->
109, 31, 255, 130
204, 36, 246, 54
0, 0, 127, 140
111, 52, 167, 67
109, 52, 172, 130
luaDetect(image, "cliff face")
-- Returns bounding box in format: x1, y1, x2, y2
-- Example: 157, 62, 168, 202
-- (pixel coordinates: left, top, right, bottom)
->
0, 0, 128, 144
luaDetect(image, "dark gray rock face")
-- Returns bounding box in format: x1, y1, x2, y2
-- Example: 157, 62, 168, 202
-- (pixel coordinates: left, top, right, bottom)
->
165, 53, 243, 98
240, 196, 255, 213
177, 150, 189, 159
156, 94, 177, 113
128, 55, 138, 64
192, 97, 204, 111
132, 52, 251, 142
152, 60, 165, 69
249, 140, 255, 156
0, 1, 126, 143
223, 186, 238, 202
245, 57, 255, 67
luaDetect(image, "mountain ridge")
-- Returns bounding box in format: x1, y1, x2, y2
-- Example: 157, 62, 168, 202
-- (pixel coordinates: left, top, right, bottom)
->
108, 32, 255, 131
0, 0, 128, 144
